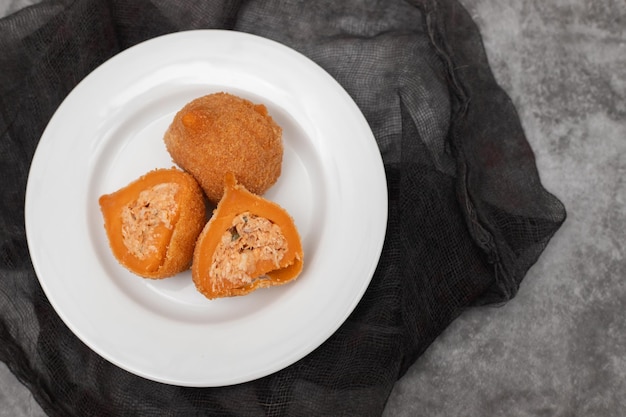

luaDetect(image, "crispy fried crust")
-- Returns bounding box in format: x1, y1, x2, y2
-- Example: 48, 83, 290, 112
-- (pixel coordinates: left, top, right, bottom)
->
164, 92, 283, 204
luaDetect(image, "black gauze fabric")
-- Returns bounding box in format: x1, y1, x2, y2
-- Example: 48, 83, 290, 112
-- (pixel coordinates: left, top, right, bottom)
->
0, 0, 566, 416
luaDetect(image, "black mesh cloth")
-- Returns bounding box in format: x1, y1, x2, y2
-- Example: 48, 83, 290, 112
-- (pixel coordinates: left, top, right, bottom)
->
0, 0, 566, 416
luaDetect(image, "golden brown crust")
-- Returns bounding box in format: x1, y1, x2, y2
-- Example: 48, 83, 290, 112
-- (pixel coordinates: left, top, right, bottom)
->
157, 171, 207, 278
163, 92, 283, 204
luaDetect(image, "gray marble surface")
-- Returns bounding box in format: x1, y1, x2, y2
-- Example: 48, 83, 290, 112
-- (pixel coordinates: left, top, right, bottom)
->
1, 0, 624, 416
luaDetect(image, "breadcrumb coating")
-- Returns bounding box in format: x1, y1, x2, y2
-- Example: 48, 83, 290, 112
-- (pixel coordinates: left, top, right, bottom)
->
163, 92, 283, 203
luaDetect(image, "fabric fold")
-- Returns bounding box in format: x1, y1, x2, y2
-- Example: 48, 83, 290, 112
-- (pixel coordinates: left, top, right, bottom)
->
0, 1, 565, 415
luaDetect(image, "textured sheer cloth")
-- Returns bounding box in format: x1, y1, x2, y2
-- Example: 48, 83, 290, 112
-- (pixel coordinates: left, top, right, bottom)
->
0, 0, 565, 415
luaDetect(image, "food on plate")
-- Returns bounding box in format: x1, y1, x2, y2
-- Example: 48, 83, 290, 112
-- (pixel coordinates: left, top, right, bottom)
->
98, 168, 206, 279
163, 92, 283, 204
192, 173, 303, 299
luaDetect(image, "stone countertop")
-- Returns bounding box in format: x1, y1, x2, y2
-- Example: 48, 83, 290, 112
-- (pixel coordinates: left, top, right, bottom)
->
1, 0, 624, 416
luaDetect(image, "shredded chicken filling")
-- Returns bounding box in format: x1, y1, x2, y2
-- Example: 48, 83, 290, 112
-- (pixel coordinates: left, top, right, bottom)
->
120, 183, 179, 260
210, 212, 288, 288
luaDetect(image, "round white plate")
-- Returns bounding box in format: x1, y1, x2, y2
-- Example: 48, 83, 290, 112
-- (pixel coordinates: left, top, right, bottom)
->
25, 30, 387, 387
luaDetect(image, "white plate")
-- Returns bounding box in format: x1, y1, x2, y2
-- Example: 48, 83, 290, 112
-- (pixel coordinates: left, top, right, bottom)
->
25, 30, 387, 387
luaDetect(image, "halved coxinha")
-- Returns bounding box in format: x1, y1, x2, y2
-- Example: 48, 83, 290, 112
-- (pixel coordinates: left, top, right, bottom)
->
98, 168, 206, 279
192, 173, 303, 299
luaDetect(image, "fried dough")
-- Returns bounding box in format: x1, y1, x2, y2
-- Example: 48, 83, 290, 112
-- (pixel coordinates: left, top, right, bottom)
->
98, 168, 206, 279
164, 92, 283, 204
192, 173, 303, 299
